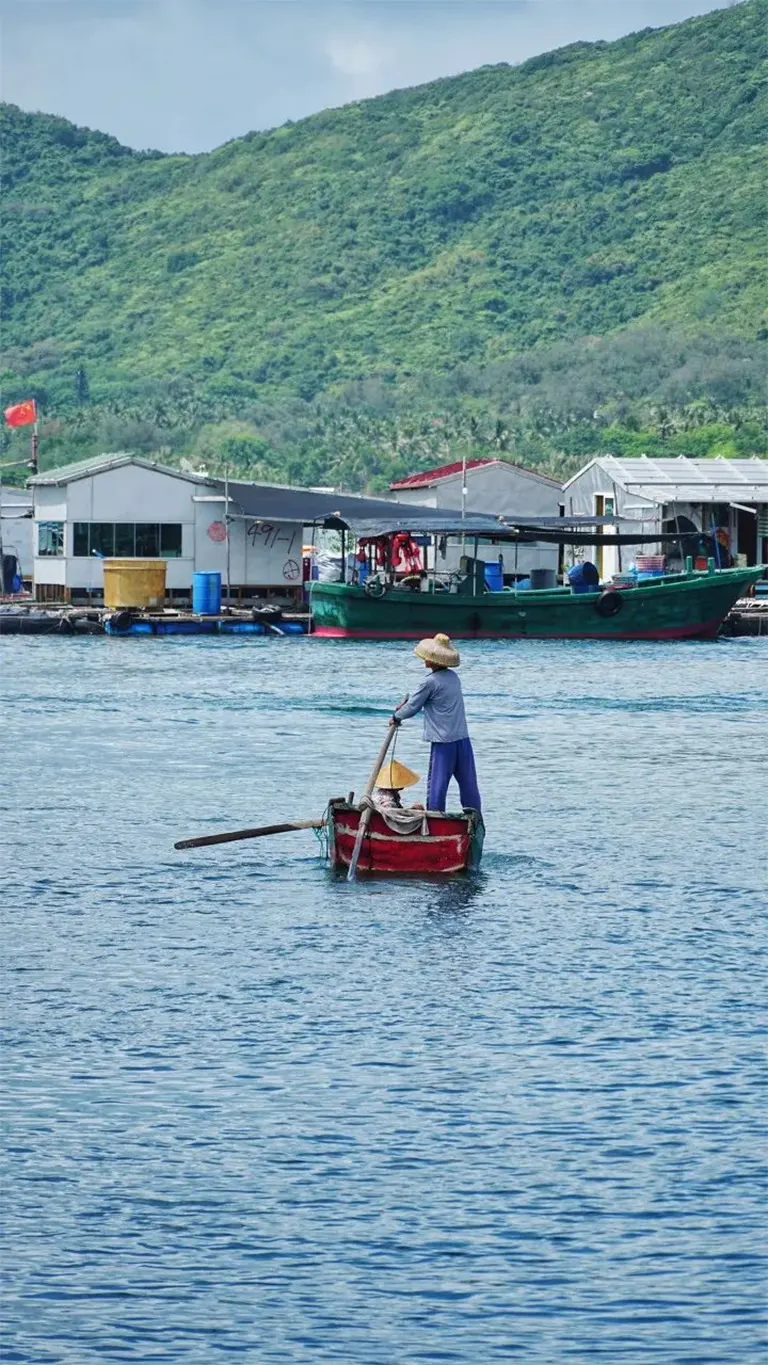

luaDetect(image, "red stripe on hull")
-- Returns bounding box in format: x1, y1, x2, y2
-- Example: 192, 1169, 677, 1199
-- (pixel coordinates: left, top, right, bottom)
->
314, 616, 724, 642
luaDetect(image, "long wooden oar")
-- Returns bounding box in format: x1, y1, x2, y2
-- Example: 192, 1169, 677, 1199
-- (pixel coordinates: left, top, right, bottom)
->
346, 720, 399, 882
175, 818, 322, 851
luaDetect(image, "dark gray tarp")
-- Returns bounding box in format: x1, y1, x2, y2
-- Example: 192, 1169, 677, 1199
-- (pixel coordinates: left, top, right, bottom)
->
212, 480, 675, 543
210, 480, 452, 527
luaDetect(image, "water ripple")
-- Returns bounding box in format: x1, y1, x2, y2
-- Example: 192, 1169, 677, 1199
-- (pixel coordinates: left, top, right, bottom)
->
1, 636, 766, 1364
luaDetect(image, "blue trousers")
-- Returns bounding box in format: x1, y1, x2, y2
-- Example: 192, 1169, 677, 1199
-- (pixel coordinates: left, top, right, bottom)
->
427, 738, 482, 813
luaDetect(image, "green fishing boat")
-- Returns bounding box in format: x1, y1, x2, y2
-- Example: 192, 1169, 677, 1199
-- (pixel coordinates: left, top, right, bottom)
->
310, 565, 761, 640
307, 510, 763, 641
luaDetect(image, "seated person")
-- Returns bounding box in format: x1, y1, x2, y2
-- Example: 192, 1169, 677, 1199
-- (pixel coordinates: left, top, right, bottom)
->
374, 759, 422, 810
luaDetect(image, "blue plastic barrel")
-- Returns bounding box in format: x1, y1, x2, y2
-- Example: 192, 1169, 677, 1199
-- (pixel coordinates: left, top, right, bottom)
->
568, 562, 599, 594
484, 562, 504, 592
192, 571, 222, 615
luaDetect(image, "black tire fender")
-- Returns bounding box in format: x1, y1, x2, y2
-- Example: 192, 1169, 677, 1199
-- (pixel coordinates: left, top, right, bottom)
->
110, 610, 133, 632
363, 576, 387, 598
595, 589, 624, 618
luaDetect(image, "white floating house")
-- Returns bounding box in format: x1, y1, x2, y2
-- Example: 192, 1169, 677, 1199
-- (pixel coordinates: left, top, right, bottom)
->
1, 485, 34, 582
28, 453, 431, 603
563, 455, 768, 578
390, 458, 563, 580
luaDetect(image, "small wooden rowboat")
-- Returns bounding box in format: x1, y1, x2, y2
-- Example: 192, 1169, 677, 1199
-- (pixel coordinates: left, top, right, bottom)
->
326, 798, 484, 876
174, 726, 484, 880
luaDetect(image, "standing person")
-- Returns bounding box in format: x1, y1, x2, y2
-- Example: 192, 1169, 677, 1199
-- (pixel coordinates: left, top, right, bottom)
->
392, 633, 482, 814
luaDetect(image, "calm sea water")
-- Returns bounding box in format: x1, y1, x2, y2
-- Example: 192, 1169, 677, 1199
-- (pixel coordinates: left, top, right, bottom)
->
1, 635, 766, 1364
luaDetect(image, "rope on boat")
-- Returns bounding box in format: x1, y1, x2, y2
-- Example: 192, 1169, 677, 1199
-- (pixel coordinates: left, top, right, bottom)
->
313, 820, 329, 858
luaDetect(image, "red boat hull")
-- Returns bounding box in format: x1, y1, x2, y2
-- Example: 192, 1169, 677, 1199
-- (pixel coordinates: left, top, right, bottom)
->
327, 802, 484, 876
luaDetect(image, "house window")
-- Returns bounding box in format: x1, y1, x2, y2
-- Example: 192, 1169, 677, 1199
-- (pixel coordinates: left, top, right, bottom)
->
89, 523, 115, 558
135, 523, 160, 556
70, 523, 183, 558
73, 523, 90, 557
38, 521, 64, 556
115, 524, 135, 556
160, 524, 182, 558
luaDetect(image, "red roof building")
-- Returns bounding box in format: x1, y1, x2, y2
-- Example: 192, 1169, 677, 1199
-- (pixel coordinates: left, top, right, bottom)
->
390, 457, 561, 492
389, 456, 563, 581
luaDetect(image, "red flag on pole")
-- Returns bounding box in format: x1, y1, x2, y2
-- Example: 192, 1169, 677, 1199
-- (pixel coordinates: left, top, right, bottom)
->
4, 399, 37, 427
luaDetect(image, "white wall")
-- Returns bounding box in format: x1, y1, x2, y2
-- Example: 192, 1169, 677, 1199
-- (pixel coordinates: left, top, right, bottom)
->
33, 468, 196, 591
33, 484, 70, 589
1, 488, 34, 576
564, 462, 640, 520
193, 497, 304, 589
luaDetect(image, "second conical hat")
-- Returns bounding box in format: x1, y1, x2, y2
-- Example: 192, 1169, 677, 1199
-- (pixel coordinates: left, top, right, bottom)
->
376, 759, 421, 789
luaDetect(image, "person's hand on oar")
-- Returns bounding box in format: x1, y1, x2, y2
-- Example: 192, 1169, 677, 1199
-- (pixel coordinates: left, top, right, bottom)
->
390, 692, 408, 725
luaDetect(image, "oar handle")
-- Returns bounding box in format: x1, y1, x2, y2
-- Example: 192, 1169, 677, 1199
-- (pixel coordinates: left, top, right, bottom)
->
363, 717, 400, 799
175, 818, 322, 850
347, 721, 399, 881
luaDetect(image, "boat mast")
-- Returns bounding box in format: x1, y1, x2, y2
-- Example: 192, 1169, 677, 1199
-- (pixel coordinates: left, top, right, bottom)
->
461, 451, 467, 554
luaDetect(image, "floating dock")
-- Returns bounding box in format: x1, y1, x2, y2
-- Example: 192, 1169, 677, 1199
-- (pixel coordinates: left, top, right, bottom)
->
0, 603, 311, 636
719, 594, 768, 637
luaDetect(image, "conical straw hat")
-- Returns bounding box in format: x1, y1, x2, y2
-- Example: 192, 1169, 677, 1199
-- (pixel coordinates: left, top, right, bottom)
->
413, 632, 460, 668
376, 759, 421, 789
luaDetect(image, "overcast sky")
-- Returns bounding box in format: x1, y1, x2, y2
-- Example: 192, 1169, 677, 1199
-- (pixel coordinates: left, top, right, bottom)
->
0, 0, 732, 153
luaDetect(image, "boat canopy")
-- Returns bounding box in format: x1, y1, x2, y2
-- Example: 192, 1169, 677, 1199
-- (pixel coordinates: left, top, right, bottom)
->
337, 514, 682, 546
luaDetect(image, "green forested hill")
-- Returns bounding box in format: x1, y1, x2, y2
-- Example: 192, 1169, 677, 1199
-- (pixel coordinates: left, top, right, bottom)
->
1, 0, 767, 487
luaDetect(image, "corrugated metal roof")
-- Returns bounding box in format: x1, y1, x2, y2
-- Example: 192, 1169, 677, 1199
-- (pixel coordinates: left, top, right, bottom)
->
1, 487, 33, 505
564, 455, 768, 501
390, 458, 561, 490
28, 453, 213, 487
390, 458, 496, 489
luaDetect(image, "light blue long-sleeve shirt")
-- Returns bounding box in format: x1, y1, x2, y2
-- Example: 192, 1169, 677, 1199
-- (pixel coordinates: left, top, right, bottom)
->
395, 668, 469, 743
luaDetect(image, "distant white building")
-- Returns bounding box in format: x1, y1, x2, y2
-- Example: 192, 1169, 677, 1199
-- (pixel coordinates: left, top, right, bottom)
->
390, 457, 563, 580
28, 453, 432, 603
1, 485, 34, 582
563, 455, 768, 578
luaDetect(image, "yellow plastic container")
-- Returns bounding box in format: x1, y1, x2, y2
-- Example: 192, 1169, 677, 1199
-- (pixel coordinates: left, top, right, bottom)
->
102, 558, 167, 609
